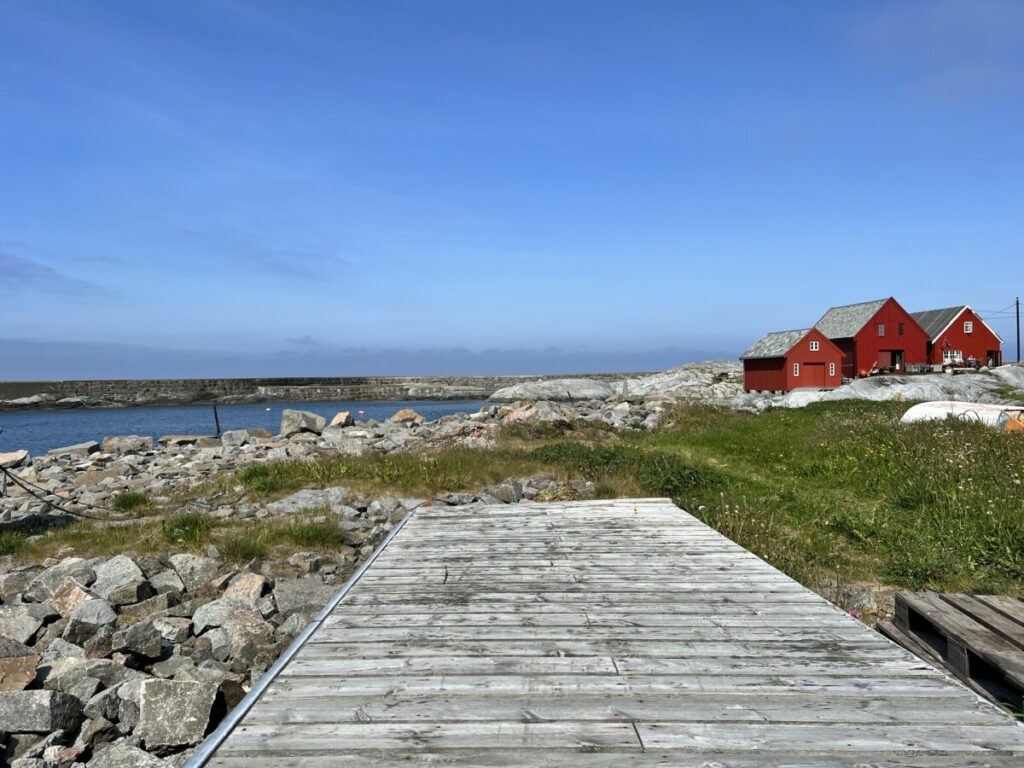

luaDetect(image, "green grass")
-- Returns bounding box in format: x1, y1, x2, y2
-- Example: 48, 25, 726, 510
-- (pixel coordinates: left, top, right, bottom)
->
0, 530, 27, 556
283, 514, 347, 548
162, 512, 214, 547
112, 491, 153, 515
641, 402, 1024, 592
217, 530, 269, 563
235, 450, 548, 500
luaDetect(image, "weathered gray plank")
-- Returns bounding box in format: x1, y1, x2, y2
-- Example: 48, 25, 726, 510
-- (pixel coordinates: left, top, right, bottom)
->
299, 638, 899, 659
261, 673, 967, 697
636, 722, 1024, 752
246, 691, 1007, 725
339, 589, 819, 605
218, 721, 641, 752
311, 626, 874, 642
209, 755, 1024, 768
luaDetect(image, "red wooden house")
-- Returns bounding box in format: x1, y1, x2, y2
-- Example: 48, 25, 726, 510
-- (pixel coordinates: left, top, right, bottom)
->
814, 297, 929, 378
910, 305, 1003, 367
741, 328, 844, 393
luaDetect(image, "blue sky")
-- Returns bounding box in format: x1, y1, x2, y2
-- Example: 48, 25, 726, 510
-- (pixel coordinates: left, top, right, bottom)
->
2, 1, 1023, 378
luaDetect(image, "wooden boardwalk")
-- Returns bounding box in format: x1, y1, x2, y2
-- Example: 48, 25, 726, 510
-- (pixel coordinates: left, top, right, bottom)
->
202, 499, 1024, 766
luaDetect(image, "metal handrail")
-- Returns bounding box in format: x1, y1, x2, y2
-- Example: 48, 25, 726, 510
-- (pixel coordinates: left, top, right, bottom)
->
184, 507, 419, 767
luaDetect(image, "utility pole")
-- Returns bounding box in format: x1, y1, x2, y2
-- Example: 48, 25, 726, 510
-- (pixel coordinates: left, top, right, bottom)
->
1017, 295, 1021, 363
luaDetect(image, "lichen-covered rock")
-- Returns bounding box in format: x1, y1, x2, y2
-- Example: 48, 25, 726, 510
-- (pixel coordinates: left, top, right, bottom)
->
267, 487, 349, 516
90, 742, 171, 767
91, 555, 146, 602
390, 407, 424, 426
149, 569, 186, 597
46, 441, 100, 458
0, 449, 30, 468
279, 409, 326, 438
168, 554, 219, 593
136, 679, 217, 748
221, 428, 272, 447
329, 411, 354, 427
0, 605, 45, 644
0, 690, 82, 732
25, 559, 96, 603
222, 572, 265, 607
111, 618, 163, 659
485, 479, 523, 504
101, 435, 154, 454
272, 578, 336, 617
49, 578, 94, 618
62, 599, 116, 645
0, 645, 39, 691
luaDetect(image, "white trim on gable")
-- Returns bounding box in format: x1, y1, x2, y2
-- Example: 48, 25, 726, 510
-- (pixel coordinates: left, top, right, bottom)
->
931, 306, 1003, 344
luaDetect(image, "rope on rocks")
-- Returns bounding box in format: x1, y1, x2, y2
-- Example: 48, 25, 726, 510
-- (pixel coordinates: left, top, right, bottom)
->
0, 465, 137, 520
0, 465, 244, 524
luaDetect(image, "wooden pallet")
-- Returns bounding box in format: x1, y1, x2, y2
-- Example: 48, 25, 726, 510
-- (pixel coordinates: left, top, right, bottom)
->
879, 591, 1024, 714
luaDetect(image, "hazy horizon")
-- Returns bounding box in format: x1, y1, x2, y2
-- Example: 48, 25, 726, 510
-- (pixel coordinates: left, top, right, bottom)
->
0, 337, 746, 381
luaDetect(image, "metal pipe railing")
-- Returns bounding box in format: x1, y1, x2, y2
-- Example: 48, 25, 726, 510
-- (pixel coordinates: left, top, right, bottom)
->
184, 507, 418, 767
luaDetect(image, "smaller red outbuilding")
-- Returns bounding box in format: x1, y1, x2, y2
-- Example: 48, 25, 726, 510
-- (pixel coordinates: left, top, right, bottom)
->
910, 305, 1003, 368
741, 327, 844, 393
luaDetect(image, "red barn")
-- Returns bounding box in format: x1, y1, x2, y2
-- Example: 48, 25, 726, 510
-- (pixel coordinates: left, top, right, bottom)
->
815, 297, 929, 378
911, 305, 1003, 367
741, 328, 844, 393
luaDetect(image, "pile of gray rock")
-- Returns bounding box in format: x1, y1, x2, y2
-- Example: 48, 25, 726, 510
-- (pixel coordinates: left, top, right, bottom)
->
0, 547, 358, 766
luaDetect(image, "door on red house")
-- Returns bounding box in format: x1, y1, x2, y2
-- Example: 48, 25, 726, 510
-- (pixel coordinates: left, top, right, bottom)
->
803, 363, 826, 387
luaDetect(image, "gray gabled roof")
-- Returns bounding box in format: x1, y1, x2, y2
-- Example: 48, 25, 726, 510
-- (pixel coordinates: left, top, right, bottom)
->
815, 298, 888, 339
740, 329, 810, 360
911, 305, 1003, 343
911, 306, 967, 341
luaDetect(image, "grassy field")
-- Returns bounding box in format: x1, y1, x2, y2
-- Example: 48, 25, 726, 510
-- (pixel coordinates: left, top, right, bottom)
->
9, 401, 1024, 598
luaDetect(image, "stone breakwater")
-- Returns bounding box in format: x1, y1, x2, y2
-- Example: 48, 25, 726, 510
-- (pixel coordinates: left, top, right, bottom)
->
0, 373, 633, 411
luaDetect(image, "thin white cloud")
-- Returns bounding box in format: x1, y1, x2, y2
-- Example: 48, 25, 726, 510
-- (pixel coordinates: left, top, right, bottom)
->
0, 252, 107, 297
851, 0, 1024, 103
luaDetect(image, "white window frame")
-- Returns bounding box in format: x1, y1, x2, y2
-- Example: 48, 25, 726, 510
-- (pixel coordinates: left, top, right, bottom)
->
964, 320, 973, 334
793, 362, 800, 377
878, 323, 886, 337
943, 349, 963, 364
829, 362, 836, 377
809, 340, 820, 352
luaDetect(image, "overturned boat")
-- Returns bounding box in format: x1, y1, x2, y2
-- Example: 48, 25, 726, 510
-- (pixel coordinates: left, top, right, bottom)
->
901, 401, 1024, 432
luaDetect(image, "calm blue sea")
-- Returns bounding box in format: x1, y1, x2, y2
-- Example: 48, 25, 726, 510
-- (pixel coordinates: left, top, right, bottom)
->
0, 400, 489, 457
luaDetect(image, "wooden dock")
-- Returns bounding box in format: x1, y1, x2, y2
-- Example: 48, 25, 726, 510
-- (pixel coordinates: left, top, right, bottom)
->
199, 499, 1024, 766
